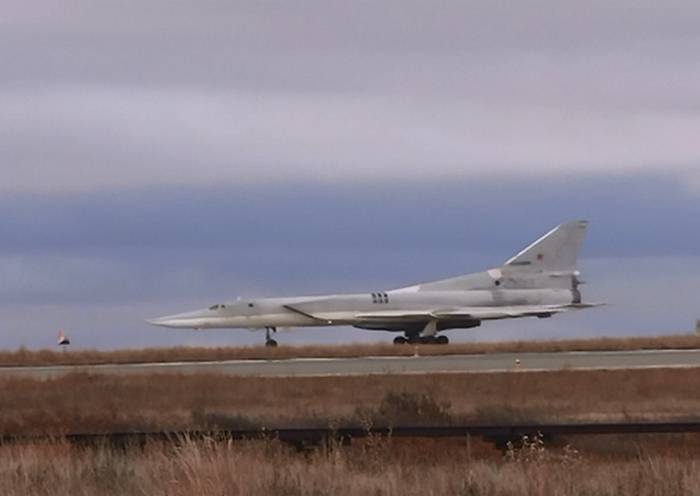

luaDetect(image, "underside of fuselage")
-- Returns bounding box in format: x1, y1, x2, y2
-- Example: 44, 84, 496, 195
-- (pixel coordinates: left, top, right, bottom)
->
353, 319, 482, 334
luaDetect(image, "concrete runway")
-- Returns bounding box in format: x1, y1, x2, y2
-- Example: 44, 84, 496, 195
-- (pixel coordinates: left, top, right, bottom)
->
1, 349, 699, 379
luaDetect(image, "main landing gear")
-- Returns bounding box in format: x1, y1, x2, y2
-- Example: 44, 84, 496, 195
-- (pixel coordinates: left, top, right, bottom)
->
393, 335, 449, 345
265, 327, 278, 347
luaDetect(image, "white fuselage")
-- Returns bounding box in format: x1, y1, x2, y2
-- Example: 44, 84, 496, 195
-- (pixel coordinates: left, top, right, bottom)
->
150, 288, 575, 330
148, 220, 596, 341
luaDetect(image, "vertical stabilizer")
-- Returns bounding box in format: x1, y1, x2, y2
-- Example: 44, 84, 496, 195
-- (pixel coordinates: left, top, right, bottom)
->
504, 220, 589, 271
394, 220, 590, 293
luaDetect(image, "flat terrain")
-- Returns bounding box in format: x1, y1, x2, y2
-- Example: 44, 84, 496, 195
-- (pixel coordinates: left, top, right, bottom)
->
2, 435, 700, 496
3, 333, 700, 367
3, 363, 699, 495
1, 367, 699, 435
3, 348, 700, 379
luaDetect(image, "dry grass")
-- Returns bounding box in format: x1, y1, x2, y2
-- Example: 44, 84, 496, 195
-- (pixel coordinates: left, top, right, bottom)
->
1, 367, 699, 435
3, 366, 700, 494
2, 333, 700, 367
1, 435, 700, 495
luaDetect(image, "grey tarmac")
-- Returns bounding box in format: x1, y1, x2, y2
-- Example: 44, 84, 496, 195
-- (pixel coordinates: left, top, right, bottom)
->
1, 348, 699, 380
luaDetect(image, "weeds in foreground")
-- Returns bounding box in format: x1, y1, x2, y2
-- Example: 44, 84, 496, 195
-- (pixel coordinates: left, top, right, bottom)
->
354, 391, 454, 427
505, 433, 581, 467
0, 437, 699, 496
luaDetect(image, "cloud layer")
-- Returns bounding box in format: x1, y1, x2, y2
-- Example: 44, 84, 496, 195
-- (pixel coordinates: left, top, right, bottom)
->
1, 176, 698, 348
2, 1, 700, 192
1, 2, 699, 348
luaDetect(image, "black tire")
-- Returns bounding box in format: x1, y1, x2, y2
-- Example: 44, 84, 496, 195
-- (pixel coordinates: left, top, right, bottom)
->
393, 336, 408, 345
436, 335, 449, 345
265, 339, 278, 347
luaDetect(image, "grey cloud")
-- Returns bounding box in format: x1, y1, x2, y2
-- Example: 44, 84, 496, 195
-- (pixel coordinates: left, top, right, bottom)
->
5, 1, 699, 96
6, 2, 700, 57
2, 87, 700, 193
0, 177, 698, 348
2, 176, 699, 260
1, 1, 700, 191
1, 2, 699, 348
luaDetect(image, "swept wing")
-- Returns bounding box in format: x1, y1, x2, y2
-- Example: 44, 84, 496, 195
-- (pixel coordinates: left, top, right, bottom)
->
354, 303, 600, 322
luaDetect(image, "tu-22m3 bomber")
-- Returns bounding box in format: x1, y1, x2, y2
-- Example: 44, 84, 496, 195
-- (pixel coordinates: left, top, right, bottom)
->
149, 220, 599, 346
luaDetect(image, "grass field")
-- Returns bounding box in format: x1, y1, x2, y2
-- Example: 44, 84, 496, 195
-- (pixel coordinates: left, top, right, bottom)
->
2, 435, 700, 495
2, 333, 699, 367
2, 364, 699, 494
1, 367, 699, 435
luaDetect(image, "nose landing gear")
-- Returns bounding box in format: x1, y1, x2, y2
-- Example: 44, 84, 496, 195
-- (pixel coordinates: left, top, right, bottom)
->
265, 327, 278, 347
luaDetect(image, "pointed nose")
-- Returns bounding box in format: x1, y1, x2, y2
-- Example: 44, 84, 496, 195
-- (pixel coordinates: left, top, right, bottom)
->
147, 309, 209, 329
147, 317, 173, 327
147, 316, 189, 328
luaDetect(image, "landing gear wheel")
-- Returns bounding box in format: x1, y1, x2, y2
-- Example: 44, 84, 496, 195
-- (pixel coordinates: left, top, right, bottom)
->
435, 335, 449, 345
393, 336, 408, 345
264, 327, 278, 347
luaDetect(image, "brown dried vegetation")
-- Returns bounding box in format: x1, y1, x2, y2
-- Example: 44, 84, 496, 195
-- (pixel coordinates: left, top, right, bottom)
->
1, 367, 699, 435
2, 365, 700, 494
2, 333, 700, 367
2, 435, 700, 495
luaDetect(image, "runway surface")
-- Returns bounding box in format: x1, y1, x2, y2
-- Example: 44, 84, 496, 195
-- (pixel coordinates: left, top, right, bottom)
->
1, 348, 699, 379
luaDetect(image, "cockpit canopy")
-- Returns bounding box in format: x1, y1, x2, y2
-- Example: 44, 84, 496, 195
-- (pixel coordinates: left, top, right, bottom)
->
208, 301, 256, 312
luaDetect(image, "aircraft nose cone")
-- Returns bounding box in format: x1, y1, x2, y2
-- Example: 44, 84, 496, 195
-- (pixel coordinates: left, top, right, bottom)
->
147, 312, 195, 328
147, 316, 179, 328
147, 309, 211, 328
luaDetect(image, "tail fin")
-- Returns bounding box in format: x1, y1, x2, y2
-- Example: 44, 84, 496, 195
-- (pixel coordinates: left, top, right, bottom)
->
393, 220, 590, 293
504, 220, 589, 272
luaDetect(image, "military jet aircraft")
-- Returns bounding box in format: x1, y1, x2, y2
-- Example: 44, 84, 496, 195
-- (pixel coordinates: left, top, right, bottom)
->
149, 220, 598, 346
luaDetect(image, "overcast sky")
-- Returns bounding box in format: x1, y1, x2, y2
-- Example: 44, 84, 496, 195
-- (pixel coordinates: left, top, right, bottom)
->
1, 1, 699, 349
